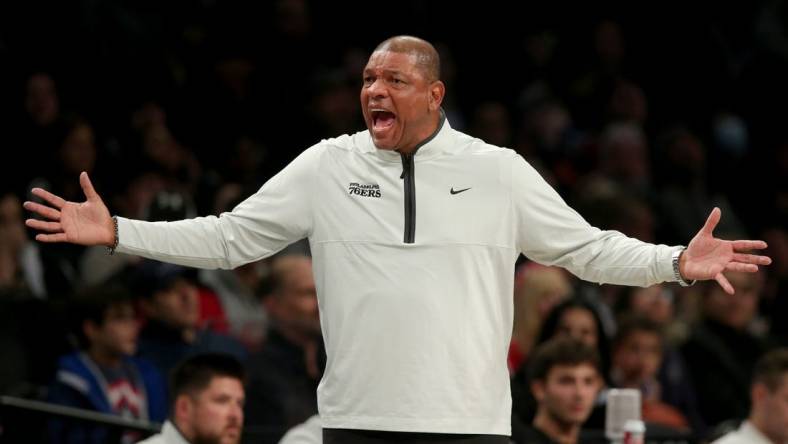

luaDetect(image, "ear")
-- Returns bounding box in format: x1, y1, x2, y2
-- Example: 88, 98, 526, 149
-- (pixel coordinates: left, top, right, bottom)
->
174, 394, 192, 423
752, 382, 768, 405
428, 81, 445, 112
83, 320, 99, 343
531, 380, 546, 402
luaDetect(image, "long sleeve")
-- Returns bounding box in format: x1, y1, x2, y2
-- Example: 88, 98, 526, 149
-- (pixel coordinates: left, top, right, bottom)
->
116, 145, 320, 269
510, 153, 679, 287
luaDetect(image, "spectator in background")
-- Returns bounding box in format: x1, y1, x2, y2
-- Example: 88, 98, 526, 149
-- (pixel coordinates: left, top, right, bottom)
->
30, 115, 98, 203
610, 316, 689, 431
681, 271, 773, 427
24, 72, 60, 129
512, 298, 611, 430
509, 262, 573, 373
27, 115, 99, 297
655, 127, 745, 245
14, 72, 62, 188
0, 191, 61, 397
511, 338, 603, 444
307, 69, 363, 141
596, 122, 651, 200
199, 187, 269, 350
606, 80, 648, 125
616, 285, 705, 433
712, 348, 788, 444
764, 224, 788, 344
134, 260, 246, 381
0, 192, 45, 299
244, 254, 323, 442
137, 353, 245, 444
48, 284, 166, 444
469, 102, 512, 148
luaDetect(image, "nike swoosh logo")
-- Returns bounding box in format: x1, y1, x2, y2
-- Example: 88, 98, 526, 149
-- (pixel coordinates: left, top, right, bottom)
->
450, 187, 471, 195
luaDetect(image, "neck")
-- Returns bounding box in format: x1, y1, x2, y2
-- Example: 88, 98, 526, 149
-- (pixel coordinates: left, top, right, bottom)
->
533, 409, 581, 444
172, 418, 195, 442
396, 109, 445, 155
750, 414, 781, 444
87, 346, 123, 369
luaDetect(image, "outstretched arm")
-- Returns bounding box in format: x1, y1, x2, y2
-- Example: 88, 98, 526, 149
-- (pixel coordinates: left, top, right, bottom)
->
510, 154, 771, 293
24, 145, 318, 270
24, 172, 115, 247
679, 207, 771, 294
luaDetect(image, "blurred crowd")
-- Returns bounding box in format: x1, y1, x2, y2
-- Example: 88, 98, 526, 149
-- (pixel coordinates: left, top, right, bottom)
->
0, 1, 786, 443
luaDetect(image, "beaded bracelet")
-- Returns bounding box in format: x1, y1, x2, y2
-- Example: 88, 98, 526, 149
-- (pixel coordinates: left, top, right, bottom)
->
107, 216, 119, 255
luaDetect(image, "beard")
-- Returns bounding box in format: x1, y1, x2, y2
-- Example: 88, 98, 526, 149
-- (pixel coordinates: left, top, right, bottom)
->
191, 426, 241, 444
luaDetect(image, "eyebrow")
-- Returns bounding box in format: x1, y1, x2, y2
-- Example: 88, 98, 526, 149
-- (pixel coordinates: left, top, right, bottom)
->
363, 68, 406, 76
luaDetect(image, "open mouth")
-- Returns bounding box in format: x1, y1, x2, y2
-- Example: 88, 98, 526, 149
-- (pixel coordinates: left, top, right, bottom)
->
371, 109, 396, 132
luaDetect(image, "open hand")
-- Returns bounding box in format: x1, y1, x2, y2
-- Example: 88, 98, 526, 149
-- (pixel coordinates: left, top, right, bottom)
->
680, 207, 771, 294
23, 172, 115, 247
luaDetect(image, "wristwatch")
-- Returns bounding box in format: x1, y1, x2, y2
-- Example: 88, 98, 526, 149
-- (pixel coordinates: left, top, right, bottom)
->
672, 248, 695, 287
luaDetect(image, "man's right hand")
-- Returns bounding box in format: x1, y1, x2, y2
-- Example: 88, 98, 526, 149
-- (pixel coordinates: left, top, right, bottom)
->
23, 171, 115, 247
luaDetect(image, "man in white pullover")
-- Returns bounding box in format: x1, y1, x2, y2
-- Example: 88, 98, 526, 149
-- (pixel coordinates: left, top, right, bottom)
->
24, 36, 771, 444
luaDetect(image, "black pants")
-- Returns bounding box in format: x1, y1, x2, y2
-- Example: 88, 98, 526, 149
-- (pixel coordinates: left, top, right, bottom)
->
323, 429, 510, 444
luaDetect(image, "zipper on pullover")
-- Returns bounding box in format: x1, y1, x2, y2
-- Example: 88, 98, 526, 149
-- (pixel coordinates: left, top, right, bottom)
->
401, 153, 416, 244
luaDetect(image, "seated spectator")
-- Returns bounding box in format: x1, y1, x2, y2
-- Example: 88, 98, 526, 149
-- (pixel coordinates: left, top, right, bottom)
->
617, 285, 705, 433
512, 298, 611, 430
48, 284, 166, 444
0, 191, 45, 299
681, 272, 772, 427
510, 262, 573, 373
712, 348, 788, 444
610, 316, 689, 431
199, 185, 268, 349
134, 260, 246, 381
511, 338, 603, 444
244, 254, 324, 443
138, 353, 245, 444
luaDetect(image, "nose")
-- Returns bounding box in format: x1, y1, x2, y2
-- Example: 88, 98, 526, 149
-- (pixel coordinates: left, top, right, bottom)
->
367, 78, 388, 99
229, 402, 243, 423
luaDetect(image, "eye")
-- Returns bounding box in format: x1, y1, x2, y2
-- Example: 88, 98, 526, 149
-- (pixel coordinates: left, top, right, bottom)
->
391, 78, 404, 84
363, 76, 374, 85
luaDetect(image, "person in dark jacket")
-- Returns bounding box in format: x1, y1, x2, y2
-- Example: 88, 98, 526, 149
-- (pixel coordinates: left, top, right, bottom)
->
244, 253, 325, 444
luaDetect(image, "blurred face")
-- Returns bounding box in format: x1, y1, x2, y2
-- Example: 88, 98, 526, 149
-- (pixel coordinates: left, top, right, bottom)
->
144, 123, 184, 171
533, 364, 601, 426
629, 285, 674, 325
150, 278, 200, 329
269, 257, 320, 335
557, 307, 598, 348
61, 124, 97, 174
182, 377, 244, 444
0, 194, 27, 253
88, 302, 139, 357
360, 50, 443, 152
753, 377, 788, 443
612, 330, 662, 386
25, 73, 59, 126
705, 272, 762, 330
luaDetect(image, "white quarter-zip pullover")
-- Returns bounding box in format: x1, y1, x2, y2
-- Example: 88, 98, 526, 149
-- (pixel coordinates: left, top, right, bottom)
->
116, 117, 680, 435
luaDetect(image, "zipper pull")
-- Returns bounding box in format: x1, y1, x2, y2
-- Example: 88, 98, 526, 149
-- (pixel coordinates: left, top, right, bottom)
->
400, 153, 410, 179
